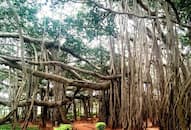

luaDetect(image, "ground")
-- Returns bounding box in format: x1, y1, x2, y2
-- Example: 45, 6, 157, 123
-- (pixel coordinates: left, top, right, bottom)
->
36, 118, 159, 130
0, 118, 159, 130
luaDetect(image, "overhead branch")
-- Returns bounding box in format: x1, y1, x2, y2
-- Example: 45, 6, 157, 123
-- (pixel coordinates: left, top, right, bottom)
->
0, 99, 70, 108
0, 32, 100, 69
0, 32, 54, 44
0, 55, 120, 80
60, 45, 100, 70
164, 0, 180, 22
0, 58, 110, 90
68, 69, 83, 80
136, 0, 191, 29
90, 0, 165, 19
19, 99, 70, 108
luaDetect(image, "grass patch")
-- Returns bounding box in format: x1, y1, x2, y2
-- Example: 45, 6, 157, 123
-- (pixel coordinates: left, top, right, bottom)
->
0, 123, 39, 130
53, 124, 72, 130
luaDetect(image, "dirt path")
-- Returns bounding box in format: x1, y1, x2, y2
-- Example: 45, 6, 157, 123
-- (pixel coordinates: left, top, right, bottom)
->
73, 121, 121, 130
23, 120, 159, 130
73, 121, 159, 130
146, 128, 159, 130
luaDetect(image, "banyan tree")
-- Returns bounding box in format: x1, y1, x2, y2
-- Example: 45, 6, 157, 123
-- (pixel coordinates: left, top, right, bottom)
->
0, 0, 191, 130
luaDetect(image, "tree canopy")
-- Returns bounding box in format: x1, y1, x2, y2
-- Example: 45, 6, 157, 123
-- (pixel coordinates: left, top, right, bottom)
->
0, 0, 191, 130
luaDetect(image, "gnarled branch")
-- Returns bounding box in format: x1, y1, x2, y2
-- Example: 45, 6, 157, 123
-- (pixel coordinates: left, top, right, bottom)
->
0, 32, 100, 69
0, 99, 70, 108
0, 58, 110, 90
0, 55, 120, 80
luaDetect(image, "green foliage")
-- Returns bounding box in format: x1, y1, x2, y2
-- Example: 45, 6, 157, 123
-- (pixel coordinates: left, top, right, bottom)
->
0, 123, 39, 130
66, 113, 74, 120
1, 0, 115, 57
63, 34, 86, 56
89, 46, 110, 66
0, 0, 40, 33
53, 124, 72, 130
77, 111, 82, 117
0, 71, 9, 81
27, 127, 39, 130
64, 5, 117, 41
175, 0, 191, 23
0, 0, 115, 81
60, 124, 72, 130
0, 124, 20, 130
180, 34, 190, 46
95, 122, 106, 130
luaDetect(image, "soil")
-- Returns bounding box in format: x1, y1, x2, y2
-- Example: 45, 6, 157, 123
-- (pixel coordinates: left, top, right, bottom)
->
23, 118, 159, 130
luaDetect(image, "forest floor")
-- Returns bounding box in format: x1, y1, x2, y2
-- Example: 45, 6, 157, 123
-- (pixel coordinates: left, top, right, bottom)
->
24, 118, 160, 130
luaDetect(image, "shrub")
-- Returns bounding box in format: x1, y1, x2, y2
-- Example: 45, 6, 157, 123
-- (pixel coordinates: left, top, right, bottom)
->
59, 124, 72, 130
95, 122, 106, 130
